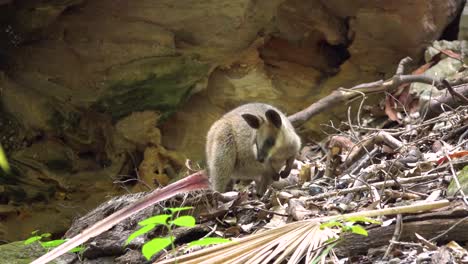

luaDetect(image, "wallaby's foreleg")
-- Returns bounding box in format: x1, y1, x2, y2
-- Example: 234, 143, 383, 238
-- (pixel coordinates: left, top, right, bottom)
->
270, 163, 281, 181
280, 156, 295, 178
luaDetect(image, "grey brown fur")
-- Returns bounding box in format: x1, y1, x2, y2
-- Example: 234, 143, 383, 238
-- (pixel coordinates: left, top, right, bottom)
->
205, 103, 301, 194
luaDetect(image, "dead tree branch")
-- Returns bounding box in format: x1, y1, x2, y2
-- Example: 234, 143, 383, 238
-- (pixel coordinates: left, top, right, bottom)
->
288, 56, 468, 127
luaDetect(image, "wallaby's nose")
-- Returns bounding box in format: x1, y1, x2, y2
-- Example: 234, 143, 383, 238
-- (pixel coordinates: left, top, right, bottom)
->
257, 156, 265, 163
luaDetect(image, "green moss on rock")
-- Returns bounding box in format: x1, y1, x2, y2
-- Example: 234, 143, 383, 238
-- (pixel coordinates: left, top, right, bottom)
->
94, 55, 209, 120
0, 241, 48, 264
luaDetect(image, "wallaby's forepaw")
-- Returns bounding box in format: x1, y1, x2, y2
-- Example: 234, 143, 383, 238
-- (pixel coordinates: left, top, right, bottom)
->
280, 168, 290, 178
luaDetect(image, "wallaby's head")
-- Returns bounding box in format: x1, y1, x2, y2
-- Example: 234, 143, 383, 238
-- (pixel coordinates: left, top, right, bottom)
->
241, 109, 283, 163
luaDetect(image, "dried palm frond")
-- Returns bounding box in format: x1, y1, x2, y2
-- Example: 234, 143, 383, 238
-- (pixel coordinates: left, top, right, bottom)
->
157, 220, 336, 264
156, 200, 450, 264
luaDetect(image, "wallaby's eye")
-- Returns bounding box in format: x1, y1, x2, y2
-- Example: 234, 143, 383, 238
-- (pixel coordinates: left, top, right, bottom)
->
264, 137, 275, 148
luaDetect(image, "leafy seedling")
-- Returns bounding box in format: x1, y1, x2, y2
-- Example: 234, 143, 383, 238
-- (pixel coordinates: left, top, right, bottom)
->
127, 206, 230, 260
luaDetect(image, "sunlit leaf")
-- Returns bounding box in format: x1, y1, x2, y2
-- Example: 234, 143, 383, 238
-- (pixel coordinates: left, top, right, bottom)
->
167, 206, 193, 213
171, 216, 195, 227
40, 239, 67, 248
350, 224, 368, 236
188, 237, 231, 248
24, 236, 42, 245
324, 237, 339, 244
447, 165, 468, 196
320, 221, 343, 229
138, 214, 171, 226
41, 233, 52, 238
142, 237, 173, 260
344, 216, 382, 225
0, 145, 10, 173
69, 246, 85, 253
310, 241, 339, 264
341, 225, 352, 232
37, 238, 84, 253
31, 230, 40, 235
126, 224, 157, 245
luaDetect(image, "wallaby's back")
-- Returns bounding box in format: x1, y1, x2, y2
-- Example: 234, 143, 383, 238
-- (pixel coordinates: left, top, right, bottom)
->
206, 103, 301, 194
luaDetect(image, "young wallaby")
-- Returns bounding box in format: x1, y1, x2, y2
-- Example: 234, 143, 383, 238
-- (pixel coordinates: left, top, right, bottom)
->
206, 103, 301, 195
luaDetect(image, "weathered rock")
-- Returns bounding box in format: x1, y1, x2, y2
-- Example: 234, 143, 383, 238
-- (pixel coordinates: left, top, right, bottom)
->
460, 2, 468, 39
162, 0, 466, 161
411, 40, 468, 101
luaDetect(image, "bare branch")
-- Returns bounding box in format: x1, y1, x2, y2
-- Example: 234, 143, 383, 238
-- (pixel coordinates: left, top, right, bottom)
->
396, 56, 413, 75
287, 56, 466, 127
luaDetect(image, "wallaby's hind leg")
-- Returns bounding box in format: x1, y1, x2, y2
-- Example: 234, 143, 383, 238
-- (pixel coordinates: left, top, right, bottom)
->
206, 123, 237, 193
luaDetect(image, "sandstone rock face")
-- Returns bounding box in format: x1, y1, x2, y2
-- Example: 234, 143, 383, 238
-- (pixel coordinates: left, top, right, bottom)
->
162, 0, 466, 161
459, 1, 468, 39
0, 0, 465, 240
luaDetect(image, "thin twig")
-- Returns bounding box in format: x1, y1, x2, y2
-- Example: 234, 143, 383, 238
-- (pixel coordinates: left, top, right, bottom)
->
396, 57, 413, 75
383, 214, 402, 259
307, 174, 444, 201
441, 79, 468, 103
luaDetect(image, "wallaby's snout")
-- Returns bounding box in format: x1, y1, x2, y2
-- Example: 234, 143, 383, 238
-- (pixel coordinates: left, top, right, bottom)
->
256, 136, 276, 163
256, 152, 266, 163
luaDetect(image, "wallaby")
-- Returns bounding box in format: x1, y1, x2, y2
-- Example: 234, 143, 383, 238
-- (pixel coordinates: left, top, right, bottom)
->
206, 103, 301, 195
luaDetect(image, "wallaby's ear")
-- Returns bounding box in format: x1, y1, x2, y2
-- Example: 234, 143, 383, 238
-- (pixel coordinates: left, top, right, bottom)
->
265, 109, 282, 129
242, 114, 261, 129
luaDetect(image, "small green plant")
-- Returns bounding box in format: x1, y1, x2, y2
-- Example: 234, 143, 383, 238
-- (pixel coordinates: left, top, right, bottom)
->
127, 206, 230, 260
0, 144, 10, 173
311, 216, 382, 264
24, 230, 85, 253
320, 216, 381, 237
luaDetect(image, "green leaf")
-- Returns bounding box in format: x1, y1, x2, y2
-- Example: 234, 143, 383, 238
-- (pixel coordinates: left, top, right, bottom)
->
38, 239, 84, 253
324, 237, 340, 244
167, 206, 193, 214
310, 241, 339, 264
447, 165, 468, 196
188, 237, 231, 248
142, 237, 173, 260
69, 246, 85, 253
41, 233, 52, 238
0, 145, 10, 173
341, 225, 352, 232
320, 221, 343, 229
40, 239, 67, 248
126, 224, 157, 245
138, 214, 171, 226
31, 230, 40, 235
350, 224, 368, 236
24, 236, 42, 245
171, 216, 195, 227
344, 216, 382, 225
